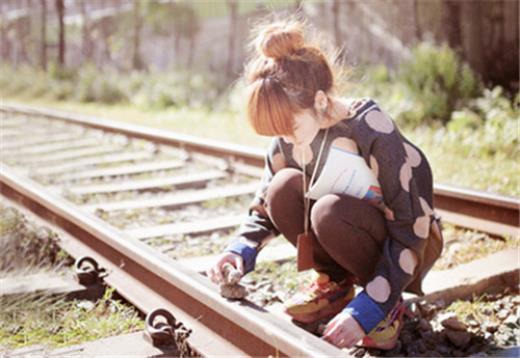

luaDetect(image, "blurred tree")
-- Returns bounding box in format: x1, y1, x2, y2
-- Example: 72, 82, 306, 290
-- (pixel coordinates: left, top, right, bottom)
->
79, 0, 93, 63
55, 0, 65, 66
144, 0, 199, 69
441, 0, 462, 51
226, 0, 238, 77
131, 0, 144, 70
412, 0, 422, 42
0, 19, 9, 62
39, 0, 47, 70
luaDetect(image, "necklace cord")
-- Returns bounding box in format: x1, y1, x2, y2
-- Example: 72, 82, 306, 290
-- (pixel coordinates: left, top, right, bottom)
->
301, 128, 329, 235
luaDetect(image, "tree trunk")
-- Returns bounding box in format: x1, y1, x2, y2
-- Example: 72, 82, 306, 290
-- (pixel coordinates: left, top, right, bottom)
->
332, 0, 342, 49
0, 19, 11, 63
80, 0, 93, 63
14, 17, 30, 65
226, 0, 238, 77
441, 0, 462, 51
55, 0, 65, 66
463, 1, 484, 76
412, 0, 422, 42
40, 0, 47, 70
187, 33, 196, 69
131, 1, 144, 70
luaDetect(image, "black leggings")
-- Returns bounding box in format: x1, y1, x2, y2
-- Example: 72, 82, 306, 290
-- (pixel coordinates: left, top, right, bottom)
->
264, 168, 387, 285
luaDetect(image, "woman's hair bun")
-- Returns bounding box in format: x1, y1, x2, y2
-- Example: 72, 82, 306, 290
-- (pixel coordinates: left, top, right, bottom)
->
256, 21, 305, 60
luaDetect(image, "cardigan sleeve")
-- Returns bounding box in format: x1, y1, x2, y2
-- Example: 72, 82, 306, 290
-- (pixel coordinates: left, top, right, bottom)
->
224, 138, 285, 274
343, 106, 435, 334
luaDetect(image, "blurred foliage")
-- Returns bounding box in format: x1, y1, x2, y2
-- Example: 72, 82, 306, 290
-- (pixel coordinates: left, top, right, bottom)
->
398, 42, 481, 125
346, 42, 484, 127
0, 63, 226, 109
0, 288, 143, 349
0, 204, 72, 273
145, 1, 200, 38
1, 40, 518, 195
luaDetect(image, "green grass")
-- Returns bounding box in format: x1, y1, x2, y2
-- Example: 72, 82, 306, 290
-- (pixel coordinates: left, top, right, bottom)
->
1, 96, 517, 197
0, 288, 143, 350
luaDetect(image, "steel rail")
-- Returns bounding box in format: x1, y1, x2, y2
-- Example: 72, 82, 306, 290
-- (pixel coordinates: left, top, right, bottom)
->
2, 103, 518, 237
0, 163, 345, 357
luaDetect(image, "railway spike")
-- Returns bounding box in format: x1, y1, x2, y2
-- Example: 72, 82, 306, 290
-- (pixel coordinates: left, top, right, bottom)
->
75, 256, 107, 286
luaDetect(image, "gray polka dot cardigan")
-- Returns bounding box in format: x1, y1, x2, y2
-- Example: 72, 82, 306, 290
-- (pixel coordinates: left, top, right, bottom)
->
225, 97, 444, 334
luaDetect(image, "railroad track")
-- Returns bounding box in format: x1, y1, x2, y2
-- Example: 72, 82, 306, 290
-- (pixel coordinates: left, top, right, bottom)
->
1, 104, 518, 357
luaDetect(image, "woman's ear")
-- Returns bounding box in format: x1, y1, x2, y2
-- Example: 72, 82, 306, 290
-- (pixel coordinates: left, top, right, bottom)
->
314, 90, 328, 113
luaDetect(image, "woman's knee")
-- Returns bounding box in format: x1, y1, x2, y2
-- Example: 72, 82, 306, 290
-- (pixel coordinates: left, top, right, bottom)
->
310, 194, 343, 240
265, 168, 302, 213
310, 194, 387, 246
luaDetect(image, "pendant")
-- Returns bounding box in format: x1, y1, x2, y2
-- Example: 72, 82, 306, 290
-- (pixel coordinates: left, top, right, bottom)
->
296, 232, 315, 272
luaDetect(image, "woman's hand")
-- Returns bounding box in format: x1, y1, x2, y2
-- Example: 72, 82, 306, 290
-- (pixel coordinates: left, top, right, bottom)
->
206, 252, 244, 284
322, 311, 365, 349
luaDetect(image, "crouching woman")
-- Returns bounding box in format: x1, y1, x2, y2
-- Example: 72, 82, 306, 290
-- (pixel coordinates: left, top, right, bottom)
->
208, 17, 443, 350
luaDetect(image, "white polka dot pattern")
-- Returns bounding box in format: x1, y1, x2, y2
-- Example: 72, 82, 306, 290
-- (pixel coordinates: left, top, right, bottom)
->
399, 249, 418, 275
413, 216, 430, 239
399, 161, 412, 192
331, 137, 359, 154
404, 143, 422, 167
366, 276, 391, 303
419, 197, 433, 216
370, 155, 379, 178
365, 110, 394, 134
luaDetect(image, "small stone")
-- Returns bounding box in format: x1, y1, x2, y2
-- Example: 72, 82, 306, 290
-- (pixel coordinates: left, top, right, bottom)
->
36, 226, 51, 240
400, 331, 413, 345
504, 314, 519, 327
418, 318, 432, 332
422, 332, 436, 349
76, 300, 95, 310
419, 302, 436, 318
437, 344, 452, 355
416, 340, 427, 353
441, 316, 467, 331
219, 283, 247, 299
482, 307, 493, 316
445, 329, 471, 348
405, 346, 418, 356
467, 319, 480, 327
497, 309, 508, 320
465, 313, 477, 321
484, 321, 499, 333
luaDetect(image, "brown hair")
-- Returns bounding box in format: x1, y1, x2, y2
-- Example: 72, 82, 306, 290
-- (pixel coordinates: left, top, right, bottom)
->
243, 14, 347, 137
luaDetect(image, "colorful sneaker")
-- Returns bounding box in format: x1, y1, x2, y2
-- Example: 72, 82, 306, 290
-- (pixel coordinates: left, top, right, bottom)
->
284, 272, 356, 324
359, 298, 408, 350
